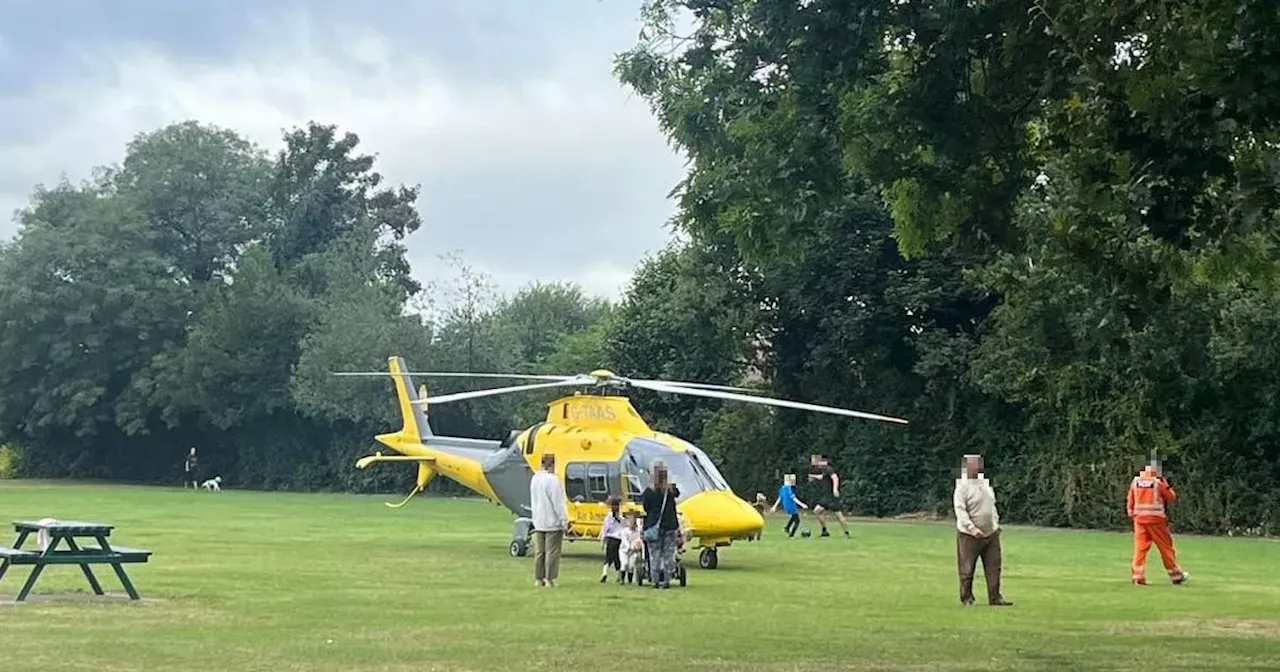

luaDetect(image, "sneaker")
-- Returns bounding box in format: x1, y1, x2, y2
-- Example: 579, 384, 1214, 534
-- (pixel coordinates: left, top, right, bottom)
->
1132, 578, 1147, 585
961, 599, 974, 607
820, 529, 831, 537
989, 598, 1013, 607
546, 580, 556, 587
534, 579, 544, 587
599, 575, 607, 583
1172, 573, 1189, 585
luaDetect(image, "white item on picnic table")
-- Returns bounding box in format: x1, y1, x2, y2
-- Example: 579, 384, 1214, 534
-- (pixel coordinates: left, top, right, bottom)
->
36, 518, 57, 552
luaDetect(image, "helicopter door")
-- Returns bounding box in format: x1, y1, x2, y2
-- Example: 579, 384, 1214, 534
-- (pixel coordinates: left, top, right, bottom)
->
580, 462, 615, 536
621, 467, 644, 504
564, 463, 589, 535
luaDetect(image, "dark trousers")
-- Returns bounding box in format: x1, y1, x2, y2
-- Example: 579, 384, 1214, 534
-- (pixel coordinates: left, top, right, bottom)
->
956, 529, 1004, 604
603, 537, 621, 570
785, 513, 801, 536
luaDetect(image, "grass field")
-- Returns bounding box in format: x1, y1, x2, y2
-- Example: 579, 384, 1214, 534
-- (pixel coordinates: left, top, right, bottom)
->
0, 481, 1277, 671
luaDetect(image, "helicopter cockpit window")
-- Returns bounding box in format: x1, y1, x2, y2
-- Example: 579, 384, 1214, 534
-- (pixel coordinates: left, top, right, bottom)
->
622, 438, 728, 503
686, 445, 732, 491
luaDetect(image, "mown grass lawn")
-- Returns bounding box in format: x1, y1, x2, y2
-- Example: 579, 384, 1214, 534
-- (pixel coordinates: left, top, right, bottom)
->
0, 480, 1277, 671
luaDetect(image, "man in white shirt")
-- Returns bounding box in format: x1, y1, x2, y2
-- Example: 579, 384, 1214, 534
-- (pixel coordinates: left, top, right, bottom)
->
953, 454, 1012, 607
530, 453, 570, 587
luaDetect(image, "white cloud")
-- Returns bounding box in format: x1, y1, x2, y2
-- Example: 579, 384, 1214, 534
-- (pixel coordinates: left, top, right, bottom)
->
0, 10, 687, 301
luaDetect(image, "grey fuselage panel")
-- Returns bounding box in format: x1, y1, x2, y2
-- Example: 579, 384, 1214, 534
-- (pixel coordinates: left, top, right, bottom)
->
425, 435, 535, 515
481, 442, 535, 516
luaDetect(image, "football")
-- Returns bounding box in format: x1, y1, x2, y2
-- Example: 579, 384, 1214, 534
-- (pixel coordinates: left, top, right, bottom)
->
800, 529, 812, 538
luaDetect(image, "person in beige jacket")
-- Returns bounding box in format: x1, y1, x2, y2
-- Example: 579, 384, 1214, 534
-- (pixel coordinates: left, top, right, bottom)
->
953, 454, 1013, 606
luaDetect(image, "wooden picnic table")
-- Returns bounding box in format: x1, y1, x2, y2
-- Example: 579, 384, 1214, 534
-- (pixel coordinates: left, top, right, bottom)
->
0, 520, 152, 602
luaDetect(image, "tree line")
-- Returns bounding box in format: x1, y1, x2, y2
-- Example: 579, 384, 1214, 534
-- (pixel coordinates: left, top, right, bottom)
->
2, 0, 1278, 536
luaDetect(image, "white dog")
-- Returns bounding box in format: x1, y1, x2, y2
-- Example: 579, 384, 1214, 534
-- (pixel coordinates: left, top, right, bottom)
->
200, 476, 222, 491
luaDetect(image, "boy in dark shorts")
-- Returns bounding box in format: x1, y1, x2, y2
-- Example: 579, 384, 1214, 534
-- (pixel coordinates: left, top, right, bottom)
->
599, 495, 626, 583
807, 454, 850, 538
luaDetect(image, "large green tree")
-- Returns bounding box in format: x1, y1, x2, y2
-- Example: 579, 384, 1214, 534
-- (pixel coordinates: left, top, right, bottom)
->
616, 0, 1280, 533
0, 120, 434, 492
0, 183, 193, 478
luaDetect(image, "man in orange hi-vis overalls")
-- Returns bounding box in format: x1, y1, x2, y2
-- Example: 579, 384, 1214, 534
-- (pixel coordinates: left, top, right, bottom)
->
1126, 462, 1189, 586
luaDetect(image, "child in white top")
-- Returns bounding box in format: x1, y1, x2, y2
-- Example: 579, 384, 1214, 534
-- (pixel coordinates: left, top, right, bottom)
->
618, 510, 643, 584
598, 495, 626, 583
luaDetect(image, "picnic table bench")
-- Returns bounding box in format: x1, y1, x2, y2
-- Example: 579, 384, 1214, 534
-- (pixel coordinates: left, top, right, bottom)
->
0, 520, 152, 602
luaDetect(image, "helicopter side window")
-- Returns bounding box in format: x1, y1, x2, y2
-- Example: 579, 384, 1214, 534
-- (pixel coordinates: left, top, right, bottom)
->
587, 463, 610, 501
565, 463, 588, 502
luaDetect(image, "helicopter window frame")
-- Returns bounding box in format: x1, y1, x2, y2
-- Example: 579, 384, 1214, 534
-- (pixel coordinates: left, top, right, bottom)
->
622, 471, 645, 503
586, 463, 610, 499
685, 445, 731, 491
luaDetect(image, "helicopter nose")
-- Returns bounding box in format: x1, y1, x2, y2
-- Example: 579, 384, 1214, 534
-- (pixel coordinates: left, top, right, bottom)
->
680, 491, 765, 539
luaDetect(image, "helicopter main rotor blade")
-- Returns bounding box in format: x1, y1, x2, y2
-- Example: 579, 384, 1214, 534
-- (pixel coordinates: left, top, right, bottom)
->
632, 379, 760, 393
332, 371, 575, 381
631, 380, 909, 425
399, 372, 575, 381
413, 378, 594, 405
334, 370, 756, 392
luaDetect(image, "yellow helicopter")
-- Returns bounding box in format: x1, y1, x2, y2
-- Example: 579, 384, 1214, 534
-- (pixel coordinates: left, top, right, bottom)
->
334, 357, 908, 570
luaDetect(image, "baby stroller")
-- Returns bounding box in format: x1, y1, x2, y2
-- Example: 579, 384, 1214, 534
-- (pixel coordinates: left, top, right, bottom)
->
636, 522, 688, 587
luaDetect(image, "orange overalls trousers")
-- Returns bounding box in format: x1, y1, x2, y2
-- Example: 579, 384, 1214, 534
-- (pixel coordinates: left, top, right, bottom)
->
1126, 471, 1187, 584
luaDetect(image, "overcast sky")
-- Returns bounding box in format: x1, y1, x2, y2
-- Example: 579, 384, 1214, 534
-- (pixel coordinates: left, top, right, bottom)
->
0, 0, 688, 301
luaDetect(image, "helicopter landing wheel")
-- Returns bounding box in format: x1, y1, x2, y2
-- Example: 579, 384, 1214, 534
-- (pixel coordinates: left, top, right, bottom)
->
677, 565, 687, 586
698, 548, 718, 570
510, 539, 528, 557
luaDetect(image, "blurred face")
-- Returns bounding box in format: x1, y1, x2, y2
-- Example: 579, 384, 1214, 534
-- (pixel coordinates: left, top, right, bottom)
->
785, 474, 796, 486
653, 463, 669, 488
964, 456, 982, 477
541, 454, 555, 472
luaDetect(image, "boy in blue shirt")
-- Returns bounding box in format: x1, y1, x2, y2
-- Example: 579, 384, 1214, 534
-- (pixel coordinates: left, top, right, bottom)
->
771, 473, 808, 537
